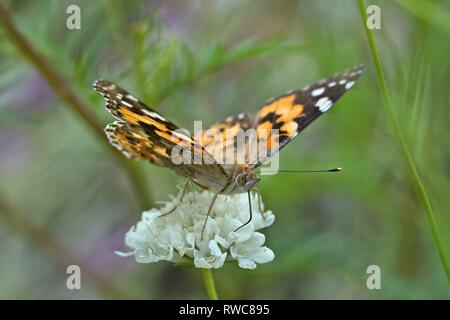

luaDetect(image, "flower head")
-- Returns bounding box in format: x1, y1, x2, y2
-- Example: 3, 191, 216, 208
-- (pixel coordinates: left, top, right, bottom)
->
117, 190, 275, 269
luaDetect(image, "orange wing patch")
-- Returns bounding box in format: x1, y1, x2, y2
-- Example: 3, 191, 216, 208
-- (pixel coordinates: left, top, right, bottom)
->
258, 95, 295, 118
255, 93, 305, 152
194, 113, 254, 163
117, 107, 162, 128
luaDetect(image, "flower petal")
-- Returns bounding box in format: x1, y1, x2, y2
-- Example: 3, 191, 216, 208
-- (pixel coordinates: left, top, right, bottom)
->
119, 190, 275, 269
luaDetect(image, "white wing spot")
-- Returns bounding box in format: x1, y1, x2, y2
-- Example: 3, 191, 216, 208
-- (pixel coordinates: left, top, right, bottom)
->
345, 81, 355, 90
127, 94, 138, 102
311, 87, 325, 97
122, 101, 134, 108
328, 81, 336, 87
339, 79, 347, 85
315, 97, 333, 112
142, 109, 166, 121
237, 113, 245, 120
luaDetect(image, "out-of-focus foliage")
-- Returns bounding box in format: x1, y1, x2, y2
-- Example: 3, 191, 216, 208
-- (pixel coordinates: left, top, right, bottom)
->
0, 0, 449, 299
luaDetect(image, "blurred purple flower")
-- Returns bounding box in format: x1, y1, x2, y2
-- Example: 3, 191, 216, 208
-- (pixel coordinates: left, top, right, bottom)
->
2, 71, 54, 114
81, 223, 135, 276
0, 127, 32, 174
159, 0, 188, 35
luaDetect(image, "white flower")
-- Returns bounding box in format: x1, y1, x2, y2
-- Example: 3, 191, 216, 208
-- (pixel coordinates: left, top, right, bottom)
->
116, 190, 275, 269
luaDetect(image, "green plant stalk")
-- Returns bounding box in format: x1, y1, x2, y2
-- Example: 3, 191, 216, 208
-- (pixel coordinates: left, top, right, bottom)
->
395, 0, 450, 35
0, 2, 152, 209
201, 269, 219, 300
358, 0, 450, 284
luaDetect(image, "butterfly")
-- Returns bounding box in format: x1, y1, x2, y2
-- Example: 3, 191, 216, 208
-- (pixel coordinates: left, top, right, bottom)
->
94, 65, 363, 237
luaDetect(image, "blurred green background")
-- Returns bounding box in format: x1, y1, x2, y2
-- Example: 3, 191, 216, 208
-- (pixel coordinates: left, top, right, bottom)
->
0, 0, 449, 299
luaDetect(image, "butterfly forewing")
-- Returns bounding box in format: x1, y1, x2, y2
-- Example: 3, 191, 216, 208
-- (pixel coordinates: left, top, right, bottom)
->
253, 65, 364, 166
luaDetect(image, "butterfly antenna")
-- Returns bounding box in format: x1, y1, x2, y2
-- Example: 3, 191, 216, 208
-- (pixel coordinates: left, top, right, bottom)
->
260, 167, 342, 173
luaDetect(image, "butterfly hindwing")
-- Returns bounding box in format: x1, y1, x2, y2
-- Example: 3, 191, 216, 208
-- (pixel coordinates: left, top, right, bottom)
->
105, 120, 173, 166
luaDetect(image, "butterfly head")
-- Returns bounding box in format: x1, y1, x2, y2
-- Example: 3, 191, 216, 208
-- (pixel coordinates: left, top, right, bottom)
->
234, 166, 260, 191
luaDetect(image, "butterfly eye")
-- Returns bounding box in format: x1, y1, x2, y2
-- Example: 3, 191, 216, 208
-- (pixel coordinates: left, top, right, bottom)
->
235, 173, 246, 186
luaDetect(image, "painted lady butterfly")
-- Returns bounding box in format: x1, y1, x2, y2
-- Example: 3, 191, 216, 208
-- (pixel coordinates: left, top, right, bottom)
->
94, 65, 363, 235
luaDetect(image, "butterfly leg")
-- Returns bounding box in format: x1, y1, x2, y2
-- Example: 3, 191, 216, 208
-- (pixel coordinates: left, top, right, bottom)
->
159, 179, 190, 217
234, 191, 253, 232
251, 188, 266, 219
255, 191, 268, 219
200, 192, 219, 240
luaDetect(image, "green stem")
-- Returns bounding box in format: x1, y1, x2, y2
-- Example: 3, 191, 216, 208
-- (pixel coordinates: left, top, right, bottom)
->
395, 0, 450, 35
357, 0, 450, 284
201, 269, 219, 300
